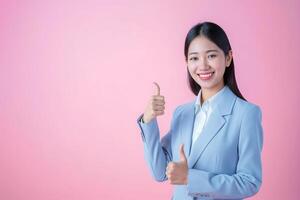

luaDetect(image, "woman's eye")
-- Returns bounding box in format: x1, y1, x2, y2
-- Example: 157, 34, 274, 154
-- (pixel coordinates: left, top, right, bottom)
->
208, 54, 217, 59
189, 57, 198, 61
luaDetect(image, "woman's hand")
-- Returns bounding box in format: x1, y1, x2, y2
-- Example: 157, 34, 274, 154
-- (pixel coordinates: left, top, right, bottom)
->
142, 82, 165, 123
166, 144, 188, 185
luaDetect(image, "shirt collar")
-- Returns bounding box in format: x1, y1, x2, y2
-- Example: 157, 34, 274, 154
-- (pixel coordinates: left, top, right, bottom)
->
194, 86, 228, 114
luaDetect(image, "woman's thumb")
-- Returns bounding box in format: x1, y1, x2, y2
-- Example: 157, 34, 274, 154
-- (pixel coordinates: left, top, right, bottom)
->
179, 144, 187, 162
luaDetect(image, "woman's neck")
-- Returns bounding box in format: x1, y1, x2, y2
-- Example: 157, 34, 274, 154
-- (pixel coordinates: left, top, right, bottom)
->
201, 83, 225, 104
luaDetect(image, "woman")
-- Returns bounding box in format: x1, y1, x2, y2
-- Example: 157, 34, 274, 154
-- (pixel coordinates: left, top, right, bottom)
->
136, 22, 263, 200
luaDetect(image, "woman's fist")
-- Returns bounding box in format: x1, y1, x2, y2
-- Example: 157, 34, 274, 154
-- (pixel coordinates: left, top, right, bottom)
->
142, 82, 165, 123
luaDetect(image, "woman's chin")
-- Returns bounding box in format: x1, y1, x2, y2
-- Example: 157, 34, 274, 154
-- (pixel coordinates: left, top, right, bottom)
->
198, 82, 214, 90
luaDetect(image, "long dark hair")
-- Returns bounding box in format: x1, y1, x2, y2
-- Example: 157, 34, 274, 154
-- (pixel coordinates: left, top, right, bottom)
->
184, 22, 246, 100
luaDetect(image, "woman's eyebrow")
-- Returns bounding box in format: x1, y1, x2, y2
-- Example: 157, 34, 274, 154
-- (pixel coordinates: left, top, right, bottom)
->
206, 49, 219, 53
189, 49, 219, 56
188, 52, 198, 55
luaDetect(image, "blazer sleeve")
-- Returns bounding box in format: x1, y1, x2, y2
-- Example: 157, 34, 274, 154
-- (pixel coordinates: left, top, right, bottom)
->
187, 105, 263, 199
136, 107, 179, 182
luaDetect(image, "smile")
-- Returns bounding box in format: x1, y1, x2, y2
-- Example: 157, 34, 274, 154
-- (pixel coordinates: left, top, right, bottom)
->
198, 72, 214, 80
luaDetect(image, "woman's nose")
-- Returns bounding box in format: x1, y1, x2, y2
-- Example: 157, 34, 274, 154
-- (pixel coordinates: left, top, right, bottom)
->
197, 57, 210, 70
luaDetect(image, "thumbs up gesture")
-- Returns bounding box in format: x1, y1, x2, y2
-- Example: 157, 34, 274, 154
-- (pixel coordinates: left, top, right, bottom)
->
142, 82, 165, 123
166, 144, 188, 185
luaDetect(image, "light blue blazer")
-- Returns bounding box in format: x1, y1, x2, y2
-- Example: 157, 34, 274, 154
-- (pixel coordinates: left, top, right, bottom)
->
137, 86, 263, 200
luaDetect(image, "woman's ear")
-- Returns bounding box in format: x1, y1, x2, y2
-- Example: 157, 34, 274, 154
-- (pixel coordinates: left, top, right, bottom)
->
226, 50, 233, 67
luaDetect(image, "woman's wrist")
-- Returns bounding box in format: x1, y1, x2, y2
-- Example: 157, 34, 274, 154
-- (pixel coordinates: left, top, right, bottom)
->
142, 115, 152, 123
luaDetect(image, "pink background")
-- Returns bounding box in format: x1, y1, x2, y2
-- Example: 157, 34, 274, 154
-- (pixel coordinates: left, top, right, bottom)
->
1, 0, 299, 199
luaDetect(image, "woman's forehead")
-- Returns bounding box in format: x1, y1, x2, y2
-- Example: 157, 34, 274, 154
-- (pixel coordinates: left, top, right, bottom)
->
188, 36, 220, 53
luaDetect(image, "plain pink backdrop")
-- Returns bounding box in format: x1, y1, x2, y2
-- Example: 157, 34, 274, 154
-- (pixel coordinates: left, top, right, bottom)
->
1, 0, 299, 199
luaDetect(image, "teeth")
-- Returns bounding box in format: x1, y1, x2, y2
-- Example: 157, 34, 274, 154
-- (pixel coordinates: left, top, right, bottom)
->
199, 73, 213, 78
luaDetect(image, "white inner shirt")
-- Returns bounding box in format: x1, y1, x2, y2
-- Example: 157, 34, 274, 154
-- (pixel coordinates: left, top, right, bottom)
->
192, 87, 226, 145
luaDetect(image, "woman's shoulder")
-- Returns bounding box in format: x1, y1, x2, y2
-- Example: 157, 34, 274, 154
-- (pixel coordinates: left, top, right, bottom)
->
235, 97, 261, 109
234, 97, 262, 118
172, 100, 195, 116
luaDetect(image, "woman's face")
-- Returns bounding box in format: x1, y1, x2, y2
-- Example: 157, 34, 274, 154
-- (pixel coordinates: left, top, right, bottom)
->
187, 36, 232, 93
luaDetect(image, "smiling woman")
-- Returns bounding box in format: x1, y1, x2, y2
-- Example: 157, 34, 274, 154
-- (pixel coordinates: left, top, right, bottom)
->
187, 36, 231, 99
184, 22, 245, 102
136, 21, 263, 200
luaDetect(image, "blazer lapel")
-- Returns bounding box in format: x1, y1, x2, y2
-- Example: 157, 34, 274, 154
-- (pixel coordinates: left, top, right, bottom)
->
188, 110, 225, 168
183, 86, 237, 168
